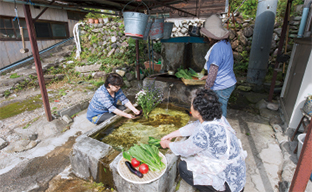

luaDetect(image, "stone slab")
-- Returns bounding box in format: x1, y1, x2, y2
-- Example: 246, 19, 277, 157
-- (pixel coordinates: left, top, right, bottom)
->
58, 99, 89, 118
0, 137, 8, 150
70, 135, 112, 181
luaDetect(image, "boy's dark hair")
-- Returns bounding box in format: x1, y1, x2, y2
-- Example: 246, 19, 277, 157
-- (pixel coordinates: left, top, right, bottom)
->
192, 89, 222, 121
104, 73, 124, 88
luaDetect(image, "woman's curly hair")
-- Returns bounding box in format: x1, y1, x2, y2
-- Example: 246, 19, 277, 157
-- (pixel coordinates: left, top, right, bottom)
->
192, 89, 222, 121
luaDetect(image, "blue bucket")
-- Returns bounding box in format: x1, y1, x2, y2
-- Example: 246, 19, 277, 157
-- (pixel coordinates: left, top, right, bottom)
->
122, 1, 150, 39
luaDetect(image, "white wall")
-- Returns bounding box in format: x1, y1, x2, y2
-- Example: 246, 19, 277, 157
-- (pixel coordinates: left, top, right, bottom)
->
0, 2, 68, 22
0, 2, 68, 68
289, 49, 312, 128
0, 40, 62, 68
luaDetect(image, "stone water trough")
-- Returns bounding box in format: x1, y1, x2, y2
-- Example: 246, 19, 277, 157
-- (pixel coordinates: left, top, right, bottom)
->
70, 76, 204, 192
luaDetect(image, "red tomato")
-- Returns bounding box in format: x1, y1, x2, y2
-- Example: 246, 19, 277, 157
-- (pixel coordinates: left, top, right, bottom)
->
131, 158, 140, 167
139, 163, 149, 174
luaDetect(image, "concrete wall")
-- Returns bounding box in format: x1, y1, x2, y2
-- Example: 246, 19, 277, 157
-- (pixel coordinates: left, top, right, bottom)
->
289, 48, 312, 129
0, 2, 70, 68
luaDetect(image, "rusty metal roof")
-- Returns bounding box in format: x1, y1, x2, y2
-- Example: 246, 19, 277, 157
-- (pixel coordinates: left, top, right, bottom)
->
29, 0, 226, 18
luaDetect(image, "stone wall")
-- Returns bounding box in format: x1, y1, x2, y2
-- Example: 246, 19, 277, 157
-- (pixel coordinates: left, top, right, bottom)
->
164, 14, 301, 70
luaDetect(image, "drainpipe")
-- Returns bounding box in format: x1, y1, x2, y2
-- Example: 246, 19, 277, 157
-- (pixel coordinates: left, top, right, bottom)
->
247, 0, 278, 85
297, 1, 312, 38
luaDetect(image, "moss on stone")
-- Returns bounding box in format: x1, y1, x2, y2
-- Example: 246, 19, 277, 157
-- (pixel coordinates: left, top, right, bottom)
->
0, 95, 42, 120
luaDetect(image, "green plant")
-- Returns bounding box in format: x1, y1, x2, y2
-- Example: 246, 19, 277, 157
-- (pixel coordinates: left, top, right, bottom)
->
23, 116, 40, 129
89, 80, 105, 88
59, 89, 67, 96
135, 81, 163, 118
10, 73, 20, 79
125, 38, 145, 64
3, 90, 10, 97
153, 41, 162, 54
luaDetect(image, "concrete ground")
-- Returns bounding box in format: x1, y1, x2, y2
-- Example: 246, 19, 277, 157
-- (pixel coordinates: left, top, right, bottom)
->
1, 103, 311, 192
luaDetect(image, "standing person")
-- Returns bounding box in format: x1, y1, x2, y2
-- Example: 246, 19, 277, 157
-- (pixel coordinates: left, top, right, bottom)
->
160, 89, 247, 192
87, 73, 141, 124
200, 14, 236, 117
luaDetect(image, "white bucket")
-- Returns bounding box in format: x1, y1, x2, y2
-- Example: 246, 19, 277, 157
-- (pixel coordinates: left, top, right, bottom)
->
297, 133, 306, 159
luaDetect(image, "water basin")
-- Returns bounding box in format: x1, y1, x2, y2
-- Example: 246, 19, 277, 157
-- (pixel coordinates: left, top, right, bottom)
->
92, 104, 190, 151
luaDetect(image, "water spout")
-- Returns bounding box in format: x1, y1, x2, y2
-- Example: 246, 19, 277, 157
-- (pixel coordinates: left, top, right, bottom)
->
166, 84, 174, 112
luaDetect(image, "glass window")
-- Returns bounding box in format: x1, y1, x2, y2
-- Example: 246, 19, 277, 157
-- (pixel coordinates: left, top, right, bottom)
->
0, 16, 27, 40
4, 18, 12, 28
0, 18, 4, 28
35, 22, 52, 38
51, 23, 67, 37
0, 16, 68, 40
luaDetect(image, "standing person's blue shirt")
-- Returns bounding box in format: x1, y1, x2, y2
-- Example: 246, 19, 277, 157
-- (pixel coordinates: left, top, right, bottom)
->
206, 40, 236, 90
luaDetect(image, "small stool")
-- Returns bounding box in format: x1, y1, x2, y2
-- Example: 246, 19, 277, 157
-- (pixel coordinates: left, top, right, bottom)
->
291, 110, 311, 153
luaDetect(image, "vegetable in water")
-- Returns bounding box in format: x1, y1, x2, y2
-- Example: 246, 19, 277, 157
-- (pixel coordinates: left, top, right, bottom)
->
125, 161, 143, 178
131, 158, 140, 167
139, 163, 149, 174
148, 137, 161, 148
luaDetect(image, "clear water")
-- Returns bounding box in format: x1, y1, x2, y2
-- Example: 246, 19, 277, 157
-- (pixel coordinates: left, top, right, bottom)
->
93, 104, 190, 151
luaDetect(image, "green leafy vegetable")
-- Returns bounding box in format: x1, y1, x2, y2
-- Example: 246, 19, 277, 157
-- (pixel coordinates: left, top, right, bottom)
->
127, 144, 165, 172
122, 149, 131, 161
175, 68, 203, 79
148, 137, 161, 148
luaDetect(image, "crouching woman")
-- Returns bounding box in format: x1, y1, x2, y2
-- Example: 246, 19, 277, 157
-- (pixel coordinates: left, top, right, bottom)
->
87, 73, 140, 124
160, 89, 247, 192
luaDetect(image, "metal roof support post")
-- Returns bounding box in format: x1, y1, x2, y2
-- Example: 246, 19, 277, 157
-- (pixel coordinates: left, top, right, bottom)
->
289, 120, 312, 191
23, 3, 52, 122
268, 0, 293, 102
246, 0, 278, 86
136, 39, 140, 80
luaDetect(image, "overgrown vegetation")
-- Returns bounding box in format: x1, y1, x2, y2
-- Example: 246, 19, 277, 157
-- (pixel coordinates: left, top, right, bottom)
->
230, 0, 304, 20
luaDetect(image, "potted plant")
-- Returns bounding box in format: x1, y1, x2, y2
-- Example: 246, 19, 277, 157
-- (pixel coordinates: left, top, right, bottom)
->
86, 12, 94, 24
98, 17, 104, 24
144, 60, 161, 72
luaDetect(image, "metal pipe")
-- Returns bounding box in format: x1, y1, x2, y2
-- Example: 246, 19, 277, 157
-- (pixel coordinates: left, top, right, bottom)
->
247, 0, 278, 85
148, 37, 151, 70
23, 2, 52, 122
3, 0, 118, 16
289, 120, 312, 191
152, 40, 154, 71
136, 39, 140, 80
297, 1, 312, 38
268, 0, 292, 102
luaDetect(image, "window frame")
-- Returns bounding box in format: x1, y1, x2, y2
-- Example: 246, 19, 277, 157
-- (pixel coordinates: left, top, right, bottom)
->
0, 15, 69, 41
34, 19, 69, 40
0, 15, 28, 41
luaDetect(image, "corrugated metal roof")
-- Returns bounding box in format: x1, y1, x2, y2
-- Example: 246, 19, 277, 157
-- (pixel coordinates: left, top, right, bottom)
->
30, 0, 226, 18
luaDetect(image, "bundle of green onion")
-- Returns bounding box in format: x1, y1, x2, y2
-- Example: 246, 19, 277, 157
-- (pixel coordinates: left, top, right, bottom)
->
123, 143, 166, 172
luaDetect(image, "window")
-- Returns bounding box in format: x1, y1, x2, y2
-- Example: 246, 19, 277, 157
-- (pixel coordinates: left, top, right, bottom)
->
34, 21, 68, 39
0, 16, 69, 40
0, 16, 28, 40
